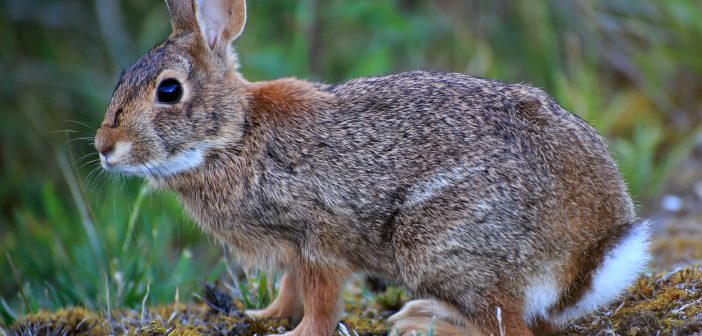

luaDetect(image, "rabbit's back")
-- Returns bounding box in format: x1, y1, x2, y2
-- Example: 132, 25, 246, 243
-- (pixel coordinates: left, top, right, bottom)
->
296, 71, 633, 228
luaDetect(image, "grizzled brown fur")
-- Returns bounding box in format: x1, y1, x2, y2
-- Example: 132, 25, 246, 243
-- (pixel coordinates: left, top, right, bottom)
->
95, 1, 649, 335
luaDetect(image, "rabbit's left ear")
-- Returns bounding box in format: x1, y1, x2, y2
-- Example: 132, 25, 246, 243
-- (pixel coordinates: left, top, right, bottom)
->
165, 0, 198, 34
194, 0, 247, 52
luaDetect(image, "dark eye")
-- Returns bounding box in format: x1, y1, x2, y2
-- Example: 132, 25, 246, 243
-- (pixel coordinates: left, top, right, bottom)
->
156, 78, 182, 104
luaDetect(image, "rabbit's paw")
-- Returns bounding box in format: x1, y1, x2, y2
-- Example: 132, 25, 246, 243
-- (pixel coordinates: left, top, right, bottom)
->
267, 332, 293, 336
245, 308, 265, 317
246, 305, 301, 320
266, 318, 335, 336
249, 273, 304, 320
265, 329, 305, 336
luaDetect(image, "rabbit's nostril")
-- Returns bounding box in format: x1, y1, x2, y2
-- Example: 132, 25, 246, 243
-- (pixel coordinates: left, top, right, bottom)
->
100, 145, 114, 158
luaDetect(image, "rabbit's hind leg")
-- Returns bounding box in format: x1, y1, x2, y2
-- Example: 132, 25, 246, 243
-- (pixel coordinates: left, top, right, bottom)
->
390, 193, 535, 335
389, 297, 533, 336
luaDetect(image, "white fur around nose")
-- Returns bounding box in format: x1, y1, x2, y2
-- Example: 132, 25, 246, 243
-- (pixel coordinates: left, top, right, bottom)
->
105, 142, 208, 178
102, 141, 132, 167
548, 221, 652, 326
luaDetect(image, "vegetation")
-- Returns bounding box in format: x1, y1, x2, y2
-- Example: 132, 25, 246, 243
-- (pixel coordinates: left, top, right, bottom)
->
2, 0, 702, 334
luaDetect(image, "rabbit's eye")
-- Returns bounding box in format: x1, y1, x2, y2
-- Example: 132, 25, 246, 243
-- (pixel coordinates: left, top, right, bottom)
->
156, 78, 182, 104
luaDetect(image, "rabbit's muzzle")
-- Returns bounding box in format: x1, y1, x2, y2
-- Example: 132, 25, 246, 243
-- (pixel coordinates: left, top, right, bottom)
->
95, 126, 115, 159
95, 126, 135, 172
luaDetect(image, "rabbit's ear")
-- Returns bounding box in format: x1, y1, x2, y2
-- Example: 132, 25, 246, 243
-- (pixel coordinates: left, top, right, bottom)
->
165, 0, 198, 34
194, 0, 246, 52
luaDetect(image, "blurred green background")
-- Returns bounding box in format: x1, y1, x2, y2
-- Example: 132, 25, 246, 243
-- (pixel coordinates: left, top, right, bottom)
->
1, 0, 701, 325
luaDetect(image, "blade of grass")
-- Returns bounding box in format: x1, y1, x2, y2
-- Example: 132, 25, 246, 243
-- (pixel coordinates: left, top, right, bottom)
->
122, 184, 149, 253
0, 298, 17, 325
237, 279, 253, 309
56, 152, 104, 269
5, 253, 29, 315
140, 283, 150, 322
257, 273, 269, 309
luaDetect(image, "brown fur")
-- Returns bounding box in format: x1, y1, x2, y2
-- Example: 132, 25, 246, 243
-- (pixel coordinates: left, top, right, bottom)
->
249, 79, 335, 123
166, 0, 197, 34
95, 1, 650, 335
293, 265, 350, 336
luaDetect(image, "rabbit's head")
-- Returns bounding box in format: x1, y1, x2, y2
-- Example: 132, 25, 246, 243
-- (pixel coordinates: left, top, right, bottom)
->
95, 0, 248, 178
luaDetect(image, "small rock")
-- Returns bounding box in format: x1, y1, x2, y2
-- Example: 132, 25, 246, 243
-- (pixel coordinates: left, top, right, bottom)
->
661, 195, 684, 213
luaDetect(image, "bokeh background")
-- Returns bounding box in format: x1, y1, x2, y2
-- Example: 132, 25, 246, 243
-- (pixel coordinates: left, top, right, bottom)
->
1, 0, 701, 326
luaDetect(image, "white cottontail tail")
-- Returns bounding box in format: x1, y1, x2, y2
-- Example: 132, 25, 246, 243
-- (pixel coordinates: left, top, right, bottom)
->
95, 1, 650, 335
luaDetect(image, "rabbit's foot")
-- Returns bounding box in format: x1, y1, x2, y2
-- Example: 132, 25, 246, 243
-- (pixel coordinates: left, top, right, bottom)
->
265, 316, 335, 336
388, 299, 480, 336
245, 304, 301, 320
246, 273, 303, 320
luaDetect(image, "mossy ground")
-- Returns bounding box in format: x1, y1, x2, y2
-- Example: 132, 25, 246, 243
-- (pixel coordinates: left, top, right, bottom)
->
6, 267, 702, 336
562, 267, 702, 335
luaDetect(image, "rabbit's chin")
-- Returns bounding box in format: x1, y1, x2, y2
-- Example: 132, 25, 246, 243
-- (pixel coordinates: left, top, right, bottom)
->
102, 145, 209, 179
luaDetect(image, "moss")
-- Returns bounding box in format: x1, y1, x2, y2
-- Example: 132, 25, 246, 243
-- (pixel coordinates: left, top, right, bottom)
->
563, 266, 702, 335
374, 286, 410, 312
132, 320, 168, 336
341, 315, 388, 336
10, 307, 110, 336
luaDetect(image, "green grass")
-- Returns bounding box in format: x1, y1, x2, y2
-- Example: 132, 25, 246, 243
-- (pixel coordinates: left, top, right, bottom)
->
2, 0, 702, 328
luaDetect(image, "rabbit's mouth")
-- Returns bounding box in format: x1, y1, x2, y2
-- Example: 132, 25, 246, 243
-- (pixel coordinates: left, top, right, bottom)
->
100, 141, 208, 179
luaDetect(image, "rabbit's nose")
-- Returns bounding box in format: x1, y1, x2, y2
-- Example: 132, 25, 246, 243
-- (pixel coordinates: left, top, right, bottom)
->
95, 138, 114, 158
100, 145, 114, 158
95, 128, 115, 158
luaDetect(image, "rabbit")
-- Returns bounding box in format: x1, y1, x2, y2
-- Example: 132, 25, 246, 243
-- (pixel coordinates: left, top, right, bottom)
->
94, 0, 651, 335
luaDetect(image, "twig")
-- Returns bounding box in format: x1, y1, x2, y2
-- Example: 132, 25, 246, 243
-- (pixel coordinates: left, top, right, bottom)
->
167, 286, 179, 324
192, 294, 229, 315
672, 297, 702, 314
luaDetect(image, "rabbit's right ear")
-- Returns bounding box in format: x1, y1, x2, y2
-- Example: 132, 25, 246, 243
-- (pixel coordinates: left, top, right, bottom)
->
165, 0, 197, 34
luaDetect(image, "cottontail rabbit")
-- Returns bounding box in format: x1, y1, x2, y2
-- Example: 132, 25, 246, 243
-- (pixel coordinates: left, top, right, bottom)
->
95, 0, 650, 335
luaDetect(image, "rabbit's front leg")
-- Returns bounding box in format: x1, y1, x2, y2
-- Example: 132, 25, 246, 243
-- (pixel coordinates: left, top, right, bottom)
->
271, 265, 349, 336
247, 273, 303, 321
